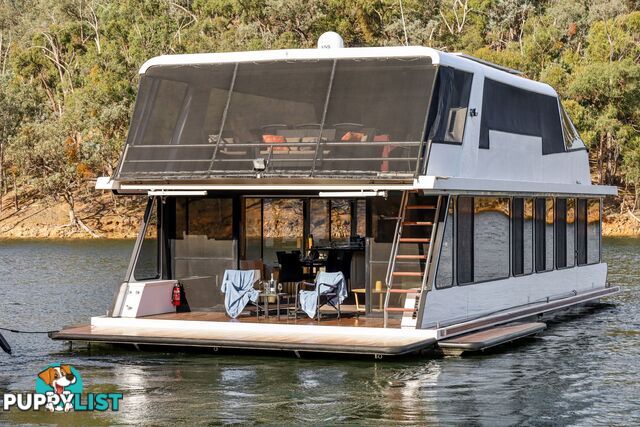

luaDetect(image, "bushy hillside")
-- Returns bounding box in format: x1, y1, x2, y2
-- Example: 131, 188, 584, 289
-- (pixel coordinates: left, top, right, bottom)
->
0, 0, 637, 234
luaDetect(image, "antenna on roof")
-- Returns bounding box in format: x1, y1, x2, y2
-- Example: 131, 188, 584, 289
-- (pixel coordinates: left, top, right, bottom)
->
399, 0, 409, 46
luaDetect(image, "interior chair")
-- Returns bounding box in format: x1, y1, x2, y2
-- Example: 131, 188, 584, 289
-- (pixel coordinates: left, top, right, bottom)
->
277, 251, 304, 294
326, 249, 353, 286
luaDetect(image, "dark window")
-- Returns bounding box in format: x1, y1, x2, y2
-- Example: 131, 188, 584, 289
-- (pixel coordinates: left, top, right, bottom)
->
430, 67, 473, 144
480, 79, 565, 154
577, 199, 588, 265
566, 198, 576, 268
310, 199, 330, 246
330, 200, 352, 243
133, 199, 160, 281
262, 199, 303, 264
457, 196, 474, 284
555, 198, 567, 268
356, 200, 366, 237
512, 197, 533, 276
587, 199, 601, 264
372, 193, 402, 243
474, 197, 510, 281
435, 198, 454, 288
244, 198, 262, 261
556, 198, 577, 269
175, 198, 233, 240
535, 197, 554, 272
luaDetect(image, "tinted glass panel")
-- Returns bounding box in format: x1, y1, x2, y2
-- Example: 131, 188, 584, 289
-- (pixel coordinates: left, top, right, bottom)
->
480, 79, 564, 154
430, 67, 473, 144
555, 198, 567, 268
310, 199, 330, 246
577, 199, 588, 265
330, 199, 351, 243
133, 200, 159, 281
474, 197, 510, 281
535, 198, 554, 272
512, 198, 533, 276
244, 198, 262, 261
356, 199, 366, 237
118, 58, 437, 180
372, 193, 402, 243
263, 199, 303, 264
435, 199, 454, 288
587, 199, 601, 264
545, 198, 555, 270
457, 196, 474, 284
566, 198, 576, 267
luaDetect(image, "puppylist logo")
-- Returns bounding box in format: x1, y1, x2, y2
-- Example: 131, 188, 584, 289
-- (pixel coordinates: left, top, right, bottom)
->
2, 363, 123, 412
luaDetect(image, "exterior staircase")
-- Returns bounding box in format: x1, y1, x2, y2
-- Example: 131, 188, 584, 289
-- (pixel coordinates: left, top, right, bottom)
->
383, 191, 441, 328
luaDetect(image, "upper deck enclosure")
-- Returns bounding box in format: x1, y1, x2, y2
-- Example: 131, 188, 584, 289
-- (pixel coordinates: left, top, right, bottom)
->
114, 47, 592, 188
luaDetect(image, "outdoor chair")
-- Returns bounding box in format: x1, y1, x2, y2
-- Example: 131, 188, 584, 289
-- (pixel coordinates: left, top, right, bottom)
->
294, 271, 347, 323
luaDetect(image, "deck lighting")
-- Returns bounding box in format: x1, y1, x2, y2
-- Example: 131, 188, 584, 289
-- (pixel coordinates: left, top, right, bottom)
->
318, 190, 388, 198
147, 190, 207, 197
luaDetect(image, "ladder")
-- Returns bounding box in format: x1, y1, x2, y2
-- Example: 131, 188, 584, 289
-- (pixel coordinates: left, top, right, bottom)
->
383, 191, 441, 328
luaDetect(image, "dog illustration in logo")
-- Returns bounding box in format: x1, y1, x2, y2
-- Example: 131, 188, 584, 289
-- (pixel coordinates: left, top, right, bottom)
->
38, 365, 76, 412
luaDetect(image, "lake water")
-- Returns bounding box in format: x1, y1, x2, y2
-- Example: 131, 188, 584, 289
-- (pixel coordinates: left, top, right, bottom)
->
0, 238, 638, 425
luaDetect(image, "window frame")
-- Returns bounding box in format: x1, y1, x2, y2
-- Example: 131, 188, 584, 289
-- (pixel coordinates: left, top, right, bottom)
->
456, 195, 511, 286
131, 197, 162, 282
512, 197, 534, 277
434, 196, 455, 289
585, 198, 602, 265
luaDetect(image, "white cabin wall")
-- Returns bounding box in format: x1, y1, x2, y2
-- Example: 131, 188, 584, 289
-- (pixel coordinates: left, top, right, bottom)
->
420, 263, 607, 327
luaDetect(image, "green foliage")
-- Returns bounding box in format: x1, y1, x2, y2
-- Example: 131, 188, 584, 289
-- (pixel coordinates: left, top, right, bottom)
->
0, 0, 637, 214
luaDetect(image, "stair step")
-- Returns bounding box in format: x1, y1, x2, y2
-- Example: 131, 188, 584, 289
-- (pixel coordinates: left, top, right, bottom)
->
402, 221, 434, 226
385, 307, 416, 312
399, 238, 431, 243
388, 288, 422, 294
392, 271, 423, 277
406, 205, 437, 210
395, 254, 428, 260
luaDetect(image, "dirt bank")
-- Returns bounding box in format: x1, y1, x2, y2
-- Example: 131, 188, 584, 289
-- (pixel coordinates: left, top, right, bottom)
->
0, 189, 144, 239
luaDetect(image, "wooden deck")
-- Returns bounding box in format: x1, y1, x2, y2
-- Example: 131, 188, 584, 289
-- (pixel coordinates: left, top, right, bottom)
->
146, 310, 398, 328
50, 311, 436, 356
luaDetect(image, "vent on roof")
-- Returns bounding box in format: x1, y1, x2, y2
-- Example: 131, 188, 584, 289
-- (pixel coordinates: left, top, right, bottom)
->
453, 53, 523, 76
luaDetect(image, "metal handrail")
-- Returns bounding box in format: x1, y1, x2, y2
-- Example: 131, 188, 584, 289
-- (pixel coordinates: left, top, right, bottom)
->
420, 195, 442, 292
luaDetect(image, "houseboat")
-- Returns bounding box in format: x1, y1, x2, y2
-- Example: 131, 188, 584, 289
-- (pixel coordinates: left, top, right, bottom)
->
51, 33, 619, 357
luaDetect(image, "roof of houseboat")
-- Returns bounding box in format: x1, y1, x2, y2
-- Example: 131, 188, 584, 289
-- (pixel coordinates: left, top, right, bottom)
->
100, 43, 617, 197
139, 46, 558, 97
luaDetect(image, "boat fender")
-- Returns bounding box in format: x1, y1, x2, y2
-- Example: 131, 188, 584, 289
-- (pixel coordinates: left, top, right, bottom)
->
0, 331, 11, 355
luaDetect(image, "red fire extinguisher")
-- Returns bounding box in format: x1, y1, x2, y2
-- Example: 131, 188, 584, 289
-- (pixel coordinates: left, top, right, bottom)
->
171, 282, 182, 307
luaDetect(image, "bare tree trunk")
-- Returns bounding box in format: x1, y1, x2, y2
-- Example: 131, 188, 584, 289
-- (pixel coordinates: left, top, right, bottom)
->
65, 192, 100, 237
12, 172, 17, 211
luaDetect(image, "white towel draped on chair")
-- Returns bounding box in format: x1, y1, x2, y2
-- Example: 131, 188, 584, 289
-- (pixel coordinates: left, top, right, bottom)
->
221, 270, 259, 318
299, 271, 347, 319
